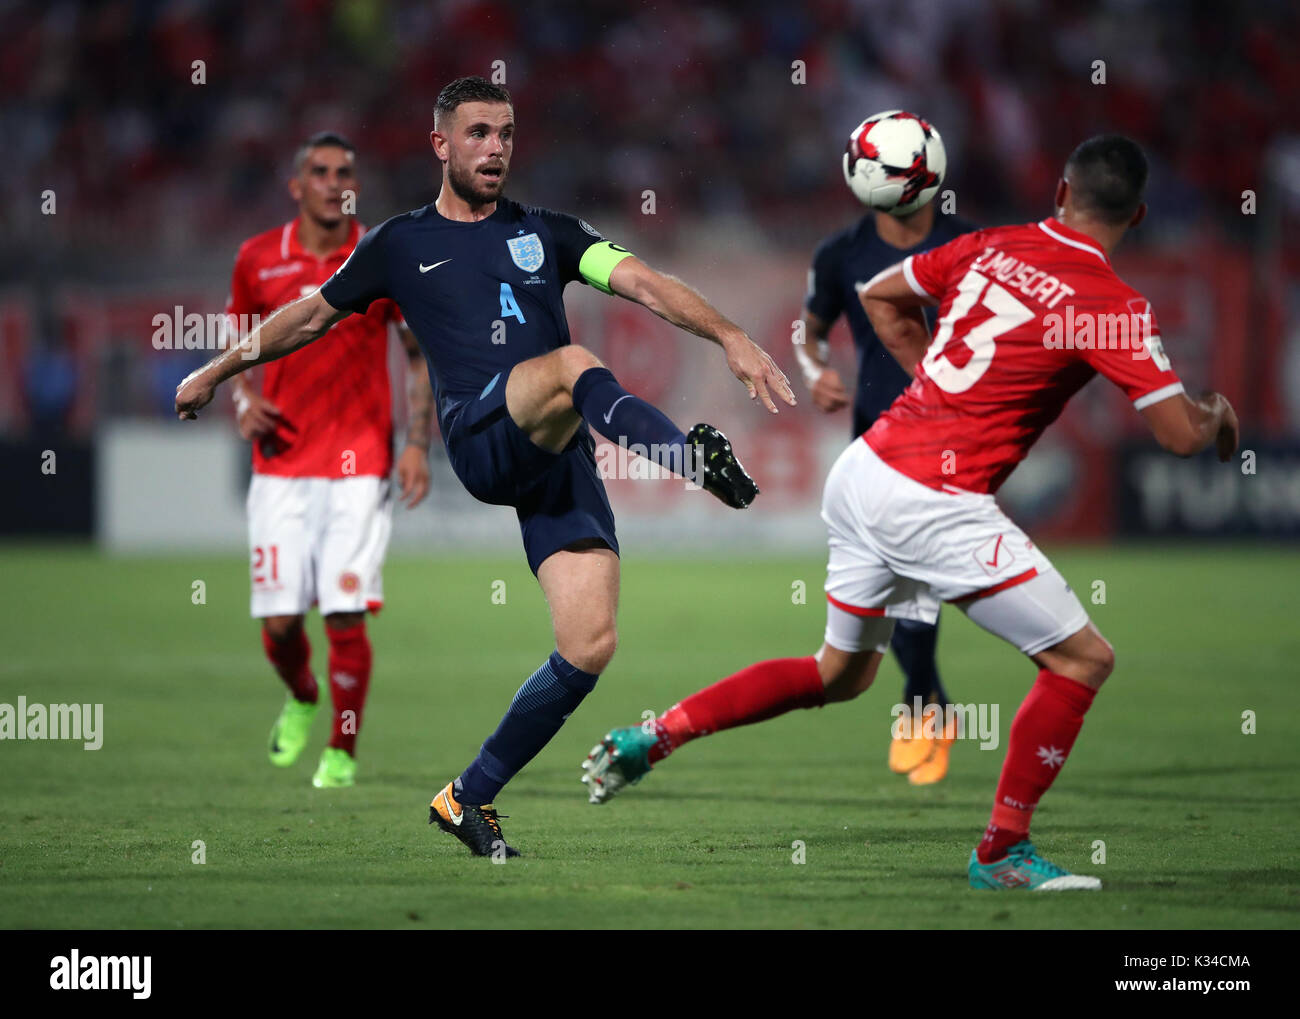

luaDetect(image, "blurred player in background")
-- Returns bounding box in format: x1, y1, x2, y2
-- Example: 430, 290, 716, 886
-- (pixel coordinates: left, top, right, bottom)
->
794, 112, 975, 785
585, 136, 1238, 890
178, 78, 792, 856
226, 132, 433, 789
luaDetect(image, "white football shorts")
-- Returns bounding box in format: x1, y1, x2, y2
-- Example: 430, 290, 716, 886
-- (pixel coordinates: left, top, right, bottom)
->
821, 439, 1089, 656
247, 474, 393, 618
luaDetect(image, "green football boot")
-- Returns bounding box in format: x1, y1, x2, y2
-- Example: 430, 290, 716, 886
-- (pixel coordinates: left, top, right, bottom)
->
581, 725, 658, 804
268, 695, 319, 767
311, 746, 357, 788
968, 840, 1101, 891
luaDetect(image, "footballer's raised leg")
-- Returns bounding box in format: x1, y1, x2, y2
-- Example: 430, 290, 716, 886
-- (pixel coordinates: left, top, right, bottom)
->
505, 345, 760, 508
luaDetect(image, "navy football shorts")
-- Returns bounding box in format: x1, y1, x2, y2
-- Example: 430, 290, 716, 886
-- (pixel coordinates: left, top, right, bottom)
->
444, 370, 619, 574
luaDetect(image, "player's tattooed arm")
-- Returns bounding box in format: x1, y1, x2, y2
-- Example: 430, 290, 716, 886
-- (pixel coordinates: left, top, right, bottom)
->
175, 289, 349, 420
1140, 390, 1239, 462
607, 255, 796, 413
795, 310, 849, 412
398, 324, 434, 451
395, 323, 433, 508
858, 262, 934, 377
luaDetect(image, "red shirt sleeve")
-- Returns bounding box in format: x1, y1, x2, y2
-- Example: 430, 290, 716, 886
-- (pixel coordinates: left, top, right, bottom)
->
903, 230, 984, 303
1079, 297, 1185, 409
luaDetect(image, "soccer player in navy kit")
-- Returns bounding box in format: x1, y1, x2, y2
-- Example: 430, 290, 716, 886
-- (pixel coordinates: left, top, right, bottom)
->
176, 76, 793, 857
794, 138, 974, 784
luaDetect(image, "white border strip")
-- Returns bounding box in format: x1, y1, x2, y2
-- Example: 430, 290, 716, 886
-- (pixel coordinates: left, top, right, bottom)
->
901, 256, 938, 302
1132, 381, 1185, 411
1037, 220, 1108, 264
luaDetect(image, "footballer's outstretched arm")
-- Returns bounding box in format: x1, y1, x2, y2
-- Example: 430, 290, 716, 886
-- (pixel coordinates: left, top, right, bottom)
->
859, 262, 934, 377
1140, 390, 1239, 462
175, 289, 349, 419
606, 255, 795, 413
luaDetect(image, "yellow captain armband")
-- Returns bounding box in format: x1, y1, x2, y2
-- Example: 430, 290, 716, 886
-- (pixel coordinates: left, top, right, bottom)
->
578, 241, 634, 295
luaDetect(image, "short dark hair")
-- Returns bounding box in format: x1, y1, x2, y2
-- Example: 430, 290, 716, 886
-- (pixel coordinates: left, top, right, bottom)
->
294, 131, 356, 172
434, 76, 512, 128
1064, 135, 1149, 225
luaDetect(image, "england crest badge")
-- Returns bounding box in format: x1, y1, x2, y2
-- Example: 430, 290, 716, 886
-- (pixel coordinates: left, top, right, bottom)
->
506, 233, 545, 273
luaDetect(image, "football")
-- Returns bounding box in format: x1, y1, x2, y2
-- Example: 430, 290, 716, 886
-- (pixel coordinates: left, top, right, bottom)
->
842, 110, 947, 215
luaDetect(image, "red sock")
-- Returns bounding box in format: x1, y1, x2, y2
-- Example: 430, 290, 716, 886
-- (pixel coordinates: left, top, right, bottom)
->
261, 625, 317, 702
978, 669, 1096, 863
652, 656, 825, 763
326, 622, 372, 755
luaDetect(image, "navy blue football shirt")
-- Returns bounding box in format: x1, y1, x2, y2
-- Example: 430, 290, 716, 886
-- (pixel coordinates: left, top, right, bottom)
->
321, 197, 610, 434
805, 213, 975, 436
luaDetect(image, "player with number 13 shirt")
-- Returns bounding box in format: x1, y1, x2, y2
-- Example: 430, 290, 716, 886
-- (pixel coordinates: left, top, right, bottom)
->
580, 136, 1238, 892
867, 210, 1181, 494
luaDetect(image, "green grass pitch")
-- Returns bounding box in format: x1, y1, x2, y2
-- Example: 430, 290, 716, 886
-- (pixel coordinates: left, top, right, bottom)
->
1, 543, 1297, 929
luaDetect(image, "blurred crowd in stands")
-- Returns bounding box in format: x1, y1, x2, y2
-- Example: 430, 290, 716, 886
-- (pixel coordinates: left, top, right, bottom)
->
5, 0, 1298, 263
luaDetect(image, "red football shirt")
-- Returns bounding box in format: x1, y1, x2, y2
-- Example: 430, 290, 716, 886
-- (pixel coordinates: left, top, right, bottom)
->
225, 219, 401, 478
865, 217, 1184, 494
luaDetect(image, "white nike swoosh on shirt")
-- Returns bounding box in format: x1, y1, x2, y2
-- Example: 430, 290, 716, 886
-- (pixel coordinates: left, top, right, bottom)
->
419, 259, 452, 273
603, 394, 633, 424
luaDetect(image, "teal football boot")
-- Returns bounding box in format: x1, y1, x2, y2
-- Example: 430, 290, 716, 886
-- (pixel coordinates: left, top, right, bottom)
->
968, 840, 1101, 891
581, 726, 658, 804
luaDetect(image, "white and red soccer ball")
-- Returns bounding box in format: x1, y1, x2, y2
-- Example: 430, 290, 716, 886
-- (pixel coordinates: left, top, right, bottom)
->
842, 110, 947, 215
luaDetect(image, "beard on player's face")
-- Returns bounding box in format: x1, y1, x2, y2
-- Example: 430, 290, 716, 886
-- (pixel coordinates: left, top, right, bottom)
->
448, 152, 508, 205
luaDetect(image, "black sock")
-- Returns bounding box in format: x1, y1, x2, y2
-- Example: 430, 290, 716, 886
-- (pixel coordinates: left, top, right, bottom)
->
571, 366, 689, 475
456, 650, 599, 804
893, 617, 948, 706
